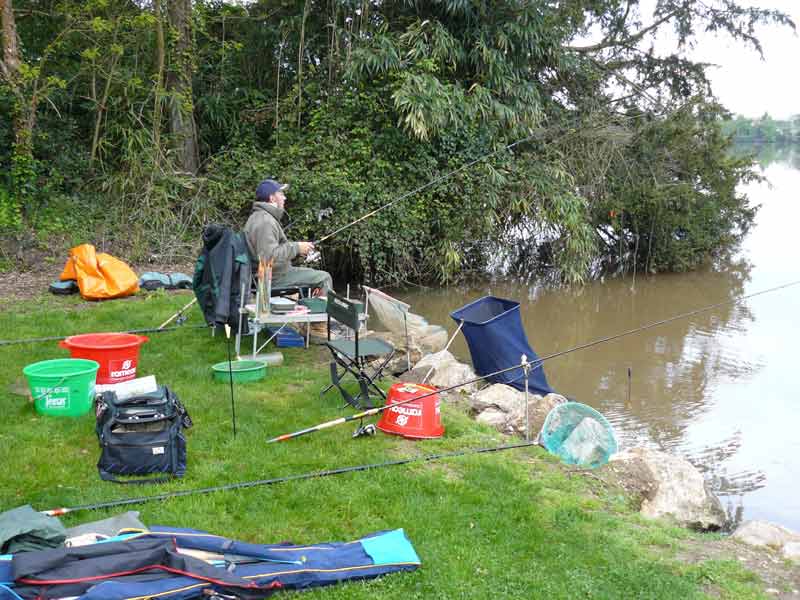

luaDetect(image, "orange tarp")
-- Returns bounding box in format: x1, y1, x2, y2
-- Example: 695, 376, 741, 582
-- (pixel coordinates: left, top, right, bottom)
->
60, 244, 139, 300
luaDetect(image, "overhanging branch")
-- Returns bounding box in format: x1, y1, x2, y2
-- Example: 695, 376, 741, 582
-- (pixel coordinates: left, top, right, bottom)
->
566, 9, 681, 53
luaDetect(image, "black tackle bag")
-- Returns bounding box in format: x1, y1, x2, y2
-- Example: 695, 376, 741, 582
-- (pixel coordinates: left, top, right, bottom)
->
95, 386, 192, 484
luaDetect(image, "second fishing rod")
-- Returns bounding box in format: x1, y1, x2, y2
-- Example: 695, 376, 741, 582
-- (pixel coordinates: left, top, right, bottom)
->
267, 277, 800, 444
302, 133, 540, 248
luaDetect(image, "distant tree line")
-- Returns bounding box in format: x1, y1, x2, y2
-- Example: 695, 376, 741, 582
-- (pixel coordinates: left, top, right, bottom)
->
0, 1, 795, 283
722, 114, 800, 143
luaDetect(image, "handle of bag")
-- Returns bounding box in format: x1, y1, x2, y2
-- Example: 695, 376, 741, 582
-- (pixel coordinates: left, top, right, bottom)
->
115, 395, 167, 406
112, 413, 168, 425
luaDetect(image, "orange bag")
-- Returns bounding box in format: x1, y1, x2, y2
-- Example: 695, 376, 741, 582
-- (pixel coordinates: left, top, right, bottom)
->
59, 244, 140, 300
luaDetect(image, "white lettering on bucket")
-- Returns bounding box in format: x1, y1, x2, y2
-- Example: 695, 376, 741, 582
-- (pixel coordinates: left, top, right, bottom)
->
109, 367, 137, 378
390, 405, 422, 417
36, 387, 69, 408
109, 359, 137, 380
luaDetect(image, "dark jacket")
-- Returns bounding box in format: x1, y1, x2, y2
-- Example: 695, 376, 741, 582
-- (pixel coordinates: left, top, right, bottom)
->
242, 202, 299, 277
192, 224, 252, 328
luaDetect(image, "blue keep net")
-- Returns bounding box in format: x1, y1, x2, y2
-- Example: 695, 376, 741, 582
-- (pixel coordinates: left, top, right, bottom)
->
450, 296, 553, 395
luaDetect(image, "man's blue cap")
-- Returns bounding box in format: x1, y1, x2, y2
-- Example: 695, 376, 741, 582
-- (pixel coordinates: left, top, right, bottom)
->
255, 179, 289, 202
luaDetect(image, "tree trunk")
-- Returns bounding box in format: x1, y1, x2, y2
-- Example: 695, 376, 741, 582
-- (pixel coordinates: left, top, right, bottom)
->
296, 0, 310, 127
0, 0, 32, 155
166, 0, 198, 174
89, 53, 119, 164
152, 0, 165, 163
1, 0, 20, 74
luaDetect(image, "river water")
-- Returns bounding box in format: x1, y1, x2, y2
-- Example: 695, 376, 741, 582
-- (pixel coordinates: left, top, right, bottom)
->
397, 145, 800, 530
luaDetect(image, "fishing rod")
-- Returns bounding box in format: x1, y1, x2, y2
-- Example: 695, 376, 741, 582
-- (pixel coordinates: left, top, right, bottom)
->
41, 441, 538, 516
158, 297, 198, 330
313, 133, 540, 245
35, 279, 800, 516
267, 361, 538, 443
267, 277, 800, 443
0, 323, 208, 347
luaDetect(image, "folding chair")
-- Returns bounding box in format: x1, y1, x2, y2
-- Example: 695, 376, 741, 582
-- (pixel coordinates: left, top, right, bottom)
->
321, 291, 395, 409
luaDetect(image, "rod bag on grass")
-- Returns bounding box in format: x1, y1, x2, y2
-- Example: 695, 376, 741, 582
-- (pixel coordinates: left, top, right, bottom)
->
95, 386, 192, 484
4, 527, 421, 600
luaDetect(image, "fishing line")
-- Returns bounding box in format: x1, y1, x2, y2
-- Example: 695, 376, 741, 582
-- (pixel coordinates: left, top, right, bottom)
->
314, 133, 540, 244
0, 324, 208, 347
36, 279, 800, 514
268, 277, 800, 442
41, 441, 538, 516
530, 278, 800, 366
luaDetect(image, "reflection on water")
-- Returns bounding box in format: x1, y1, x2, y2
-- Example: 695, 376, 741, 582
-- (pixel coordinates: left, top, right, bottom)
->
397, 144, 800, 530
731, 142, 800, 171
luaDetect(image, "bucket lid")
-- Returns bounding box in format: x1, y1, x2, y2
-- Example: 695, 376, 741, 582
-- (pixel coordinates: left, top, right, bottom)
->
61, 333, 148, 350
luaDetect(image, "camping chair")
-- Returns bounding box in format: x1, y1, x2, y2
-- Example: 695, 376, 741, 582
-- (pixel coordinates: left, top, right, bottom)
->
321, 291, 395, 409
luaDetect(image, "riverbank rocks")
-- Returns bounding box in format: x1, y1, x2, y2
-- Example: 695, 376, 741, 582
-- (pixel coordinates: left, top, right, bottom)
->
469, 384, 567, 437
366, 329, 448, 375
732, 521, 800, 561
603, 447, 726, 531
398, 350, 477, 396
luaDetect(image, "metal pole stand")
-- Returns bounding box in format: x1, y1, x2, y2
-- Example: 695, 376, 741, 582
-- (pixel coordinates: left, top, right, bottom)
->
521, 354, 531, 441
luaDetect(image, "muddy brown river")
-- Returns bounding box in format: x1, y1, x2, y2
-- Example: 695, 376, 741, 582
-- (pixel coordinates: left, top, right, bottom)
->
397, 145, 800, 530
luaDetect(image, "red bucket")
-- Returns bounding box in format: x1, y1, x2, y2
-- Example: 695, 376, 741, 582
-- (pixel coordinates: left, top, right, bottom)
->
59, 333, 148, 384
377, 382, 444, 439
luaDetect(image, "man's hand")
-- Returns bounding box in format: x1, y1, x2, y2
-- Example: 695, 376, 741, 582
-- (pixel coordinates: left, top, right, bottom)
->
297, 241, 314, 256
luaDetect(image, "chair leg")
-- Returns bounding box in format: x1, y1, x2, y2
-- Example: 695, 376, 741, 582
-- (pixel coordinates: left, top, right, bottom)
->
326, 357, 365, 410
356, 376, 374, 409
359, 350, 396, 400
319, 362, 337, 397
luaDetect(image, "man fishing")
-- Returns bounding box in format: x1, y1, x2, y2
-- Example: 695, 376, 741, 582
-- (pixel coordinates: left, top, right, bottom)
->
243, 178, 333, 296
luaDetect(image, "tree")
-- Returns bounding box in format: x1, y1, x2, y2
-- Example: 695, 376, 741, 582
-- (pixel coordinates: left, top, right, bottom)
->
1, 0, 30, 156
0, 0, 794, 279
166, 0, 198, 174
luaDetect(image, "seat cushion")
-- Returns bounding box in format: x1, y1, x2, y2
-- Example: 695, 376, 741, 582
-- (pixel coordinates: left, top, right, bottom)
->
327, 338, 393, 358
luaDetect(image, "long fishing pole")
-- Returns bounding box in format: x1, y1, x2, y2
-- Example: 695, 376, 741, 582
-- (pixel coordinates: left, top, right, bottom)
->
267, 360, 533, 443
313, 133, 539, 245
0, 324, 208, 347
35, 280, 800, 516
267, 277, 800, 443
41, 441, 538, 516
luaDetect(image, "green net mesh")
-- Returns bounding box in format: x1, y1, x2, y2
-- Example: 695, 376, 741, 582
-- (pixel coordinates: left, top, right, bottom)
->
540, 402, 618, 469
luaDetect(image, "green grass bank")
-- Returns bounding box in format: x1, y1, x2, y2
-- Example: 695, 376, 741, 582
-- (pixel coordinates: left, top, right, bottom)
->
0, 291, 771, 599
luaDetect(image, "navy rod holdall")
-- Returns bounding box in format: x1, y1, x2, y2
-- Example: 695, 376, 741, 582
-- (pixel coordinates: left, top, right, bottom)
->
95, 386, 192, 484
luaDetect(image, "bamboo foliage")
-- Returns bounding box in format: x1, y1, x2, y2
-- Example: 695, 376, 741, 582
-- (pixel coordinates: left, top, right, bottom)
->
0, 0, 793, 281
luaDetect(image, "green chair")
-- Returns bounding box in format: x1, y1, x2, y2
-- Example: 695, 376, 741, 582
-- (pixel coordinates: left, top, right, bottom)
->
321, 291, 395, 409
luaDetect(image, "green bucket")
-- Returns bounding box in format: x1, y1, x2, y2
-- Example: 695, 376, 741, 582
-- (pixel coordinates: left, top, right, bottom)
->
212, 360, 266, 383
23, 358, 100, 417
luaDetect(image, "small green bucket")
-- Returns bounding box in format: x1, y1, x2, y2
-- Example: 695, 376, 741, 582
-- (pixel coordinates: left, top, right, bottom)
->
212, 360, 266, 383
23, 358, 100, 417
